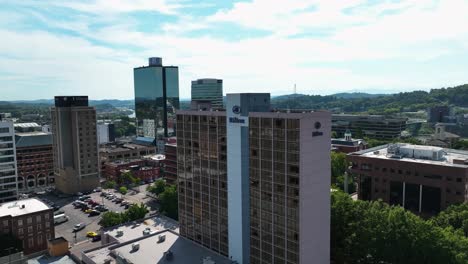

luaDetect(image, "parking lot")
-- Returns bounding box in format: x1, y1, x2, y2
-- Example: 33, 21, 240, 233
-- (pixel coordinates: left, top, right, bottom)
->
36, 185, 159, 246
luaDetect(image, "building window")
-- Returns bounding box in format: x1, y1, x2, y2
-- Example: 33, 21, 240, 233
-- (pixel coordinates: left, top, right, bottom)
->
28, 226, 33, 233
27, 217, 32, 224
28, 238, 34, 247
44, 214, 49, 220
2, 220, 8, 227
18, 219, 23, 226
18, 228, 23, 235
37, 234, 43, 245
37, 224, 42, 230
36, 215, 42, 222
45, 222, 50, 228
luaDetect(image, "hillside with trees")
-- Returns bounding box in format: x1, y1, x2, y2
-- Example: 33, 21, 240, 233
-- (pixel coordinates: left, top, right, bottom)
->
272, 84, 468, 115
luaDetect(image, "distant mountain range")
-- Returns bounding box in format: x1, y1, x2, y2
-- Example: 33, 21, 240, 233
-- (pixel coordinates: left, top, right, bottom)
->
3, 84, 468, 116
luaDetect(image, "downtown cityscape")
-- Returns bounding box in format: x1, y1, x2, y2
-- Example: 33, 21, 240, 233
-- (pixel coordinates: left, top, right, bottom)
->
1, 1, 468, 264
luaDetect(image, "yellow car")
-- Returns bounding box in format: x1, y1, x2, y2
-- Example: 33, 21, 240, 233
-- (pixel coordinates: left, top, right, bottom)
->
84, 209, 93, 214
86, 231, 98, 237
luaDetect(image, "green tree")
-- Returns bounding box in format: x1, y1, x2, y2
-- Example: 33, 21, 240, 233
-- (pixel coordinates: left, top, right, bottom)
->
124, 203, 149, 221
104, 180, 116, 189
99, 211, 122, 228
159, 184, 178, 220
147, 179, 166, 195
119, 186, 128, 195
431, 203, 468, 237
331, 131, 338, 138
331, 190, 468, 263
118, 171, 136, 186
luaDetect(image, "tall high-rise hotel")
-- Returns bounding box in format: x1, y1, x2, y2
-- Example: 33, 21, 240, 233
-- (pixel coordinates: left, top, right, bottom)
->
177, 93, 330, 264
51, 96, 99, 194
134, 57, 179, 138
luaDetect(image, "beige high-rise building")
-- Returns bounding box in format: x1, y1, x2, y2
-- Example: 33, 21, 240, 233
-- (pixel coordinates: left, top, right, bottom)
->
177, 94, 331, 264
51, 96, 99, 194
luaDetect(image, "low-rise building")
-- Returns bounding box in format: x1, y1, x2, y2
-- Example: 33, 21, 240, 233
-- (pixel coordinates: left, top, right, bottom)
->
332, 130, 367, 153
103, 155, 163, 182
82, 216, 232, 264
15, 132, 54, 192
0, 198, 54, 255
47, 237, 69, 257
332, 114, 407, 139
99, 142, 156, 171
348, 144, 468, 216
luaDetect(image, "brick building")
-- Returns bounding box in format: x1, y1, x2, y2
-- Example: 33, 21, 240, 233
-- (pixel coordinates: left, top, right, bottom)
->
0, 198, 54, 255
348, 144, 468, 216
99, 142, 155, 171
103, 156, 163, 183
15, 132, 54, 192
331, 130, 367, 153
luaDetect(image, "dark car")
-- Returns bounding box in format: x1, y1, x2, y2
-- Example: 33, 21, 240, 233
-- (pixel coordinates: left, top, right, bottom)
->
52, 205, 61, 211
92, 235, 102, 242
88, 210, 101, 217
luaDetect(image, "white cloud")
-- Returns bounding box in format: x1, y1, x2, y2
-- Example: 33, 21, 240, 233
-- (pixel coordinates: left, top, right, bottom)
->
1, 0, 468, 100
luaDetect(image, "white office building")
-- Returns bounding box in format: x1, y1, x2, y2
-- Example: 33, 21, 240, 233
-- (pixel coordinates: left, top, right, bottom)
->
0, 121, 18, 203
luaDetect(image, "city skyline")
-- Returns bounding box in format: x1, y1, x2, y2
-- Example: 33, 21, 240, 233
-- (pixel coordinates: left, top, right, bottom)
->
2, 0, 468, 100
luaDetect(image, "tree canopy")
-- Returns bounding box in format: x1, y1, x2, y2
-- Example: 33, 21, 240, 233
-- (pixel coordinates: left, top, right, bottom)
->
331, 190, 468, 264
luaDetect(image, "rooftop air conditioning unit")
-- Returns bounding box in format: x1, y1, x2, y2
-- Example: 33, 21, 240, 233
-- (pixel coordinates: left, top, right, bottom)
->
158, 234, 166, 243
117, 230, 124, 236
202, 256, 216, 264
131, 242, 140, 251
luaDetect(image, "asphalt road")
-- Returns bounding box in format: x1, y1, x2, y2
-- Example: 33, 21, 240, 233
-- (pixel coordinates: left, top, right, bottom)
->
36, 184, 159, 246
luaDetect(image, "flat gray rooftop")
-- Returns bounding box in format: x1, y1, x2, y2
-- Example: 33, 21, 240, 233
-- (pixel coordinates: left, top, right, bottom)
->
85, 230, 232, 264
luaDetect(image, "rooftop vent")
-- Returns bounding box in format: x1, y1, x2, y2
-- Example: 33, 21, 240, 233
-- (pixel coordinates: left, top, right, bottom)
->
116, 230, 124, 237
131, 242, 140, 251
158, 234, 166, 243
202, 256, 216, 264
164, 250, 173, 260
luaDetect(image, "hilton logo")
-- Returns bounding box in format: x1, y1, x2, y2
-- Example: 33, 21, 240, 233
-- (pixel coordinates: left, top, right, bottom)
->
232, 105, 241, 114
312, 121, 323, 137
229, 117, 245, 124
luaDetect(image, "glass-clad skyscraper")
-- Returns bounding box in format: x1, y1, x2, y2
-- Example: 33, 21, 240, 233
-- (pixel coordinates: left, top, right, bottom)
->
191, 78, 223, 109
134, 57, 179, 138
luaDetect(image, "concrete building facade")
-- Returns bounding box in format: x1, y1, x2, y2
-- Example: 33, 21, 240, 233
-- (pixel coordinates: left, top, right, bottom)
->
50, 96, 99, 194
97, 123, 115, 144
332, 114, 407, 139
0, 121, 18, 203
348, 144, 468, 216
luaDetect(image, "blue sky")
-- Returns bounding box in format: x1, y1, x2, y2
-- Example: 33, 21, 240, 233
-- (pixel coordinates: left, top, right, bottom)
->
1, 0, 468, 100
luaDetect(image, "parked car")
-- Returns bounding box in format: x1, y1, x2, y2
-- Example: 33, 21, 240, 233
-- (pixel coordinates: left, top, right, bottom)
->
92, 235, 102, 242
54, 214, 68, 225
54, 210, 65, 215
78, 195, 91, 201
73, 223, 86, 232
76, 192, 83, 196
84, 208, 93, 214
115, 198, 123, 204
93, 187, 102, 192
86, 231, 98, 237
89, 210, 100, 217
